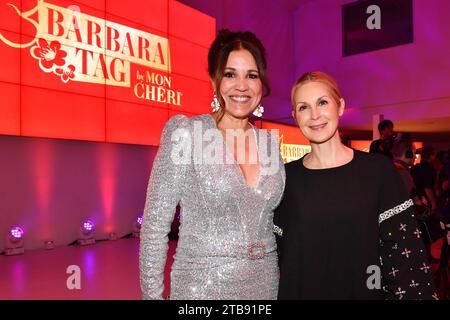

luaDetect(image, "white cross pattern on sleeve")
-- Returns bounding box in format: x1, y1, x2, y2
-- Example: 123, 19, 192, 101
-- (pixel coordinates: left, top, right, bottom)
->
389, 267, 399, 277
395, 287, 406, 299
419, 262, 430, 274
378, 199, 414, 224
413, 228, 422, 238
401, 248, 412, 258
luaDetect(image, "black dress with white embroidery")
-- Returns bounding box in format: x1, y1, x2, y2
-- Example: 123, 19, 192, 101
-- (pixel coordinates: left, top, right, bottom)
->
274, 150, 437, 299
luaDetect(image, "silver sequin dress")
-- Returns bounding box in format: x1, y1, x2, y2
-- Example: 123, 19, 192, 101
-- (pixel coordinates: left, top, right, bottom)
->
139, 114, 285, 300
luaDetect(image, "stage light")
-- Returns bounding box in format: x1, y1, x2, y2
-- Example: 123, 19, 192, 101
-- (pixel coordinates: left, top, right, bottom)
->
11, 227, 24, 239
78, 220, 96, 246
132, 215, 143, 238
82, 220, 95, 234
5, 226, 25, 256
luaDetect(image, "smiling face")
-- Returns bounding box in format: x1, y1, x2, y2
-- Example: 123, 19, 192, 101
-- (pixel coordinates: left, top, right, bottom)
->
292, 81, 345, 145
217, 49, 262, 119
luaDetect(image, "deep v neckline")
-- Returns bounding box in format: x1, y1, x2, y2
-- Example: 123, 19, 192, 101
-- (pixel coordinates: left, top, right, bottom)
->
206, 114, 262, 190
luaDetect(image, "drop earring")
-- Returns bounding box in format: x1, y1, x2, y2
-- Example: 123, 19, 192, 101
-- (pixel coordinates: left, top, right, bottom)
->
252, 104, 264, 117
211, 94, 221, 112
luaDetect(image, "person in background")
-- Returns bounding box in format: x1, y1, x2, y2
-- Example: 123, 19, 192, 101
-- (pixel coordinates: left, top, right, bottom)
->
433, 152, 450, 299
370, 119, 395, 159
391, 138, 416, 194
411, 146, 438, 213
392, 139, 434, 257
435, 151, 449, 207
275, 71, 437, 300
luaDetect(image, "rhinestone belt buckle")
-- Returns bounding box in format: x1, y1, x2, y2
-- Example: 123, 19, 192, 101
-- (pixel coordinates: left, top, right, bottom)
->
247, 243, 266, 260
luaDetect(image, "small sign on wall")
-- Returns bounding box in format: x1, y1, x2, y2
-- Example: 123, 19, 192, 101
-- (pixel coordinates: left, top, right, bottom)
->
342, 0, 413, 56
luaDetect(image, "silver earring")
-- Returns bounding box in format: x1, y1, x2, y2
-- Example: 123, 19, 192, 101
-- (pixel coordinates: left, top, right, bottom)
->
211, 94, 221, 112
253, 104, 264, 117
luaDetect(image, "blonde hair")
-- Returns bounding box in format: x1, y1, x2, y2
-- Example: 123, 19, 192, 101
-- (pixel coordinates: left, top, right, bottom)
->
291, 71, 342, 108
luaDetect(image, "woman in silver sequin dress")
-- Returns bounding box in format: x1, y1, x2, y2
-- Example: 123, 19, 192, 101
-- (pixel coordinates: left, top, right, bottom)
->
139, 30, 285, 300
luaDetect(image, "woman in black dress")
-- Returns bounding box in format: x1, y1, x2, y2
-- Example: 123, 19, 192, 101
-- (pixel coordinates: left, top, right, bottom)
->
274, 71, 437, 299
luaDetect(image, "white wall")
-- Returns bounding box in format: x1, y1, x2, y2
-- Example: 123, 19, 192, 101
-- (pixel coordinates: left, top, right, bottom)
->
292, 0, 450, 130
0, 135, 158, 252
179, 0, 296, 120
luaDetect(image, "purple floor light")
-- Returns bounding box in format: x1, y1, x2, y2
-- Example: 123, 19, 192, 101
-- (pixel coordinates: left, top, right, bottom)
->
82, 220, 95, 234
5, 226, 25, 255
132, 215, 143, 238
10, 227, 24, 240
78, 220, 96, 246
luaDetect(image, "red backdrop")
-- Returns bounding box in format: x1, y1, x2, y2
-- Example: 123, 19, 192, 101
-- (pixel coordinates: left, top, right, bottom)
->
0, 0, 215, 146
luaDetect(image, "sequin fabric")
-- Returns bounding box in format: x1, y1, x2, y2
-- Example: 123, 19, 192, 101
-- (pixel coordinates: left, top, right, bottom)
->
140, 114, 286, 300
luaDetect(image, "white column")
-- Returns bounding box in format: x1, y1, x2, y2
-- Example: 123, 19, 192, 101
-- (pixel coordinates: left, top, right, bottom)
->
372, 114, 384, 140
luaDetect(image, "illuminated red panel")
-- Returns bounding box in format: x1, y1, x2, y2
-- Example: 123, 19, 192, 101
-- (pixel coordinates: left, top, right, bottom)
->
105, 59, 170, 109
103, 13, 170, 107
106, 99, 168, 146
20, 0, 107, 96
21, 86, 105, 141
413, 141, 423, 165
169, 0, 215, 48
0, 31, 20, 84
0, 82, 20, 135
21, 0, 37, 10
259, 120, 309, 145
0, 0, 215, 146
106, 0, 168, 34
169, 36, 210, 82
349, 140, 371, 153
0, 0, 21, 33
73, 0, 105, 11
169, 73, 212, 115
21, 37, 106, 97
21, 0, 107, 39
104, 12, 167, 39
